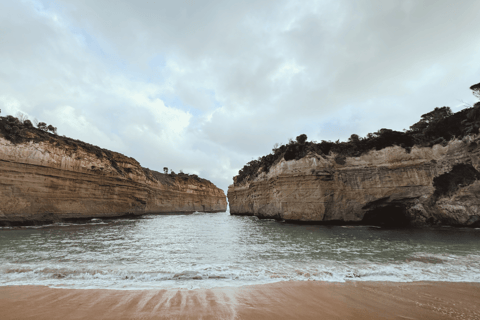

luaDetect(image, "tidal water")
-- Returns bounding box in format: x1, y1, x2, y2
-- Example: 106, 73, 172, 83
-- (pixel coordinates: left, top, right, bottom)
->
1, 211, 479, 289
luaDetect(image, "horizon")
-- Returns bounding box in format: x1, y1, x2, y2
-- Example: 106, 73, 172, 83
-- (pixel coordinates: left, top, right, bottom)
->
1, 0, 479, 193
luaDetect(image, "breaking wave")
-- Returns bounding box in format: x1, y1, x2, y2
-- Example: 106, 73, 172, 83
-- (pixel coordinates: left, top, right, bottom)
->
1, 212, 479, 289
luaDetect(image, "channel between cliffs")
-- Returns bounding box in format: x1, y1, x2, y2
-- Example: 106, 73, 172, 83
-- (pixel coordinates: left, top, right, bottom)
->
0, 136, 227, 226
228, 135, 480, 227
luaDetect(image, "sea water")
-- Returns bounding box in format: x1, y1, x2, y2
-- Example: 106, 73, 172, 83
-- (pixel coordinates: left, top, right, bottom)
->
1, 211, 479, 289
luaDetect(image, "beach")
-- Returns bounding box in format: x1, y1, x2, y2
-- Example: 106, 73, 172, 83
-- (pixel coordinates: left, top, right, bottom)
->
1, 281, 479, 319
2, 214, 480, 319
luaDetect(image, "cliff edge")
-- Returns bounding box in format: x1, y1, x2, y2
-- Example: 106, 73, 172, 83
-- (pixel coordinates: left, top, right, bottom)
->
0, 116, 227, 225
228, 137, 480, 227
228, 83, 480, 227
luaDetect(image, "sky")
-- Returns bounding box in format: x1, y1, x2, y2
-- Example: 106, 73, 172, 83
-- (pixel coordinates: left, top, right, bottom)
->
1, 0, 479, 193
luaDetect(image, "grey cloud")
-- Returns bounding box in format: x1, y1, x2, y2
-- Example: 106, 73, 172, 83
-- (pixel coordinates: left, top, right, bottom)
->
1, 0, 479, 193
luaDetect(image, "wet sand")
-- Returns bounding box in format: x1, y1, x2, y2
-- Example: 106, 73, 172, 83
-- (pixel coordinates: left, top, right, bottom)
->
0, 281, 479, 320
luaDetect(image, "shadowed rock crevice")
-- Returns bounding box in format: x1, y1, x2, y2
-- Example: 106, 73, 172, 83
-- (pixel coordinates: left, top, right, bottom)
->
361, 196, 391, 210
433, 164, 480, 199
466, 215, 480, 227
362, 204, 410, 228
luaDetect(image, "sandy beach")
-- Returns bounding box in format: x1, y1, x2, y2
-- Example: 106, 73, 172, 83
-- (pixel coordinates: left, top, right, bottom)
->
0, 281, 479, 320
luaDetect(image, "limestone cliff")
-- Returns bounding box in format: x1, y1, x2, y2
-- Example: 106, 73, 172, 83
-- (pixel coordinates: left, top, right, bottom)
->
0, 122, 227, 225
228, 135, 480, 227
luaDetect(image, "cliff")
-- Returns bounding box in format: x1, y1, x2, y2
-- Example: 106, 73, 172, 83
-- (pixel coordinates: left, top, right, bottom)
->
228, 134, 480, 228
229, 83, 480, 228
0, 117, 227, 225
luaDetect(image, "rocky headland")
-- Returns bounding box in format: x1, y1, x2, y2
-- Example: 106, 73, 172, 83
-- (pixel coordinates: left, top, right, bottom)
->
0, 116, 227, 226
228, 83, 480, 227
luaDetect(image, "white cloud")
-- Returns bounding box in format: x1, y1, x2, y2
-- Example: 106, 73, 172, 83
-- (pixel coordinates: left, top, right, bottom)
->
1, 0, 480, 192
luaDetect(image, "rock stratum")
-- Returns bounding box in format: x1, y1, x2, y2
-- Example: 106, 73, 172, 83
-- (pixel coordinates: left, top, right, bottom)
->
228, 135, 480, 227
0, 119, 227, 226
229, 83, 480, 228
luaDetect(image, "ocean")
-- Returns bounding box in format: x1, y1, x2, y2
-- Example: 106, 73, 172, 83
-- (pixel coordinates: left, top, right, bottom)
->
1, 211, 479, 290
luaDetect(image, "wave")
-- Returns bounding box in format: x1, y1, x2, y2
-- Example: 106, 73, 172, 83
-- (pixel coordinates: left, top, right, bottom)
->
1, 253, 479, 290
0, 220, 110, 230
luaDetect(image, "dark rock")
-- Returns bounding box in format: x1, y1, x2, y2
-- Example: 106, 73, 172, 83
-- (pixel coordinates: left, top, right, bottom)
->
433, 164, 480, 199
466, 215, 480, 227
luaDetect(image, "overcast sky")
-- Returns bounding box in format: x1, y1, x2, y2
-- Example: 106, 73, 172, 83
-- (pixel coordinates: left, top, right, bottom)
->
1, 0, 479, 192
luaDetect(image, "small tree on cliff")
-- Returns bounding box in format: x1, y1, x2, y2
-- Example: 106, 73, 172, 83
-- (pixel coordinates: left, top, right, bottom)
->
16, 112, 28, 124
47, 124, 57, 134
348, 134, 360, 144
296, 134, 307, 145
470, 82, 480, 100
37, 122, 47, 131
163, 167, 168, 174
409, 106, 452, 136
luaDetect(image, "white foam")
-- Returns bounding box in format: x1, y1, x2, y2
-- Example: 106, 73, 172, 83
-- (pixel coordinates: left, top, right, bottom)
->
2, 213, 479, 290
1, 253, 479, 290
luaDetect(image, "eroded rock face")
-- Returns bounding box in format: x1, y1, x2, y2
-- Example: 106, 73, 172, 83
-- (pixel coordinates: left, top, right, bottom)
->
228, 135, 480, 227
0, 137, 227, 225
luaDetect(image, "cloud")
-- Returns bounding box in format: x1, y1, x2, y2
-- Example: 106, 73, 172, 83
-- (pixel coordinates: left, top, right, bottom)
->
1, 0, 480, 193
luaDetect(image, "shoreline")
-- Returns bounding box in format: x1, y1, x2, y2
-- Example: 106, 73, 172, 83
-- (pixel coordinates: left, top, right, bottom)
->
1, 281, 479, 319
0, 210, 228, 228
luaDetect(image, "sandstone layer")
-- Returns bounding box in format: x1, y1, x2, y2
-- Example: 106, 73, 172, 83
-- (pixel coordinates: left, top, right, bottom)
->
228, 135, 480, 227
0, 135, 227, 225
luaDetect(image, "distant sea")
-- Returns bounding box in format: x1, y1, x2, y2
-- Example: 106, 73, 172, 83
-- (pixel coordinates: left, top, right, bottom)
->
1, 211, 479, 289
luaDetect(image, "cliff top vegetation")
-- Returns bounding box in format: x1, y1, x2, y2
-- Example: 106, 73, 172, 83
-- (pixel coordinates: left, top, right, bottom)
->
0, 111, 211, 186
235, 82, 480, 185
